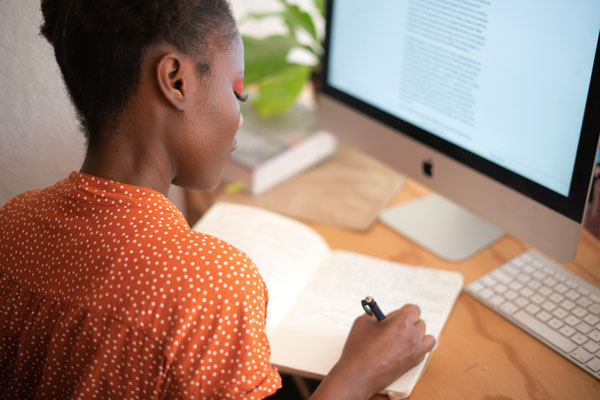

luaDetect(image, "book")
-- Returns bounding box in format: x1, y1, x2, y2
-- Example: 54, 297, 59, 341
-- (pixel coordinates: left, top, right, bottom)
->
193, 202, 463, 399
224, 103, 338, 196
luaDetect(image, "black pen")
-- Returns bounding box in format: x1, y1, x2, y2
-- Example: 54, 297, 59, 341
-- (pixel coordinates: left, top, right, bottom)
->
361, 296, 386, 321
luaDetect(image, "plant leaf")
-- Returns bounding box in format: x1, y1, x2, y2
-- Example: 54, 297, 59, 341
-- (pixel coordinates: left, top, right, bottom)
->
242, 35, 298, 86
313, 0, 326, 17
237, 11, 283, 25
252, 64, 312, 118
281, 4, 318, 41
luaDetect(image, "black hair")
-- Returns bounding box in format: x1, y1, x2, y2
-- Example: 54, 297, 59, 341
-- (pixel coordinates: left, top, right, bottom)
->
40, 0, 237, 147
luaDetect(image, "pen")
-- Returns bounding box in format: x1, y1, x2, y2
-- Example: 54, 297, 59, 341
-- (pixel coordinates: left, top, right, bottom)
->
361, 296, 386, 321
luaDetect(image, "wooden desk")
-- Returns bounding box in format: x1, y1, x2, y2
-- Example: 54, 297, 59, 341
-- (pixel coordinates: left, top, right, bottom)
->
185, 177, 600, 399
303, 179, 600, 400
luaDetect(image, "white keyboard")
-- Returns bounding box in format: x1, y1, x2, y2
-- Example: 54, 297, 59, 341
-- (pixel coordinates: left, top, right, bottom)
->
464, 249, 600, 380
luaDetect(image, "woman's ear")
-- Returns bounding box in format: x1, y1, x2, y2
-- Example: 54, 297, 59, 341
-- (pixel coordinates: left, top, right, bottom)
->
156, 54, 187, 111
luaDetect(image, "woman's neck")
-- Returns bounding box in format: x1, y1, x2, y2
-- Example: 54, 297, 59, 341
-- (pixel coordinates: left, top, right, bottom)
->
80, 116, 174, 196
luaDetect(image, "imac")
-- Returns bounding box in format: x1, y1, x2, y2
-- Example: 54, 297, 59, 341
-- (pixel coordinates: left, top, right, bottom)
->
319, 0, 600, 262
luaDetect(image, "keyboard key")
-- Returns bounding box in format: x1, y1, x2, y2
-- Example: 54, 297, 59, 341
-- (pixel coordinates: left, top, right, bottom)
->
577, 297, 592, 308
572, 307, 588, 318
523, 265, 535, 274
513, 311, 577, 353
509, 281, 523, 291
584, 314, 600, 326
489, 295, 504, 306
515, 297, 529, 308
468, 280, 484, 293
543, 277, 557, 287
528, 281, 542, 290
520, 287, 534, 297
565, 290, 580, 301
503, 264, 519, 276
492, 270, 511, 284
481, 275, 497, 286
536, 311, 552, 322
590, 304, 600, 315
531, 294, 545, 304
555, 283, 569, 293
590, 294, 600, 303
479, 288, 494, 299
578, 286, 591, 296
589, 330, 600, 342
554, 273, 567, 282
586, 357, 600, 373
516, 274, 530, 284
583, 341, 600, 354
559, 325, 576, 338
576, 322, 593, 335
526, 304, 541, 315
504, 290, 518, 300
533, 271, 546, 280
552, 308, 568, 319
564, 315, 581, 327
571, 348, 593, 364
561, 300, 576, 311
548, 318, 563, 330
499, 302, 518, 315
493, 284, 508, 294
571, 333, 588, 345
565, 279, 579, 288
549, 293, 564, 304
511, 258, 525, 267
538, 286, 553, 297
541, 301, 556, 312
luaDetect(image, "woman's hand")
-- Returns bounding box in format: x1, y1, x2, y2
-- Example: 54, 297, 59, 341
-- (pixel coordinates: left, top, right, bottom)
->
311, 304, 435, 400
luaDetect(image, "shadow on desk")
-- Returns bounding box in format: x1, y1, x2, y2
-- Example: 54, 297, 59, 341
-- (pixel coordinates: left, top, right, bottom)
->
183, 145, 404, 231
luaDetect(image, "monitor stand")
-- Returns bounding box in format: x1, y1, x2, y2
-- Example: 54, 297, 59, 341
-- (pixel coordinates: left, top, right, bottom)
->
379, 194, 504, 261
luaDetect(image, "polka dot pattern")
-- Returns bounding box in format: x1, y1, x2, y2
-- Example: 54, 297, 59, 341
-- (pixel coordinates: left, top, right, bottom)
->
0, 172, 281, 399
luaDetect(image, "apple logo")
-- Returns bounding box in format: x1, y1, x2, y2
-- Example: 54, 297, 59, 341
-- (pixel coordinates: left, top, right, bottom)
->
422, 158, 433, 177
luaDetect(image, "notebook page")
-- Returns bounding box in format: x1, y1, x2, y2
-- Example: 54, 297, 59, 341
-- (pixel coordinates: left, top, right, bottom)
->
268, 250, 463, 397
192, 202, 330, 332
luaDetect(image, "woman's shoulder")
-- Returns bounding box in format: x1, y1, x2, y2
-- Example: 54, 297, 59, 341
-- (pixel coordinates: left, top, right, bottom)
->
122, 225, 265, 295
170, 228, 261, 281
0, 177, 69, 219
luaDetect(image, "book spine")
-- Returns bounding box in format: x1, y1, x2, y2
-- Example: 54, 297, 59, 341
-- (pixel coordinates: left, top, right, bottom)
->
252, 131, 338, 195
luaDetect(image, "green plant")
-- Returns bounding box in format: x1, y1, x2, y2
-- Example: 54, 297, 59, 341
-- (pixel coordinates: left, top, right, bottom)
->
241, 0, 326, 118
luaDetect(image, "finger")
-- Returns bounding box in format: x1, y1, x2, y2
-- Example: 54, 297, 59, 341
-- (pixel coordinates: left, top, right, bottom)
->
354, 313, 374, 326
387, 304, 421, 322
421, 334, 436, 353
413, 319, 427, 336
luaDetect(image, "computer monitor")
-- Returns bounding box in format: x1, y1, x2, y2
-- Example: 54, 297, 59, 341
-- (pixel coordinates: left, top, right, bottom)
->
319, 0, 600, 262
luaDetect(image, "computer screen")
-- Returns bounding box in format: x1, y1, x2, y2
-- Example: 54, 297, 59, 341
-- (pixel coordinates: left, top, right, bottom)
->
319, 0, 600, 261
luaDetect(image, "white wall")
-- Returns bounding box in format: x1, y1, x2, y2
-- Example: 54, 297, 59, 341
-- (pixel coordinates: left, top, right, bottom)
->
0, 0, 85, 205
0, 0, 314, 206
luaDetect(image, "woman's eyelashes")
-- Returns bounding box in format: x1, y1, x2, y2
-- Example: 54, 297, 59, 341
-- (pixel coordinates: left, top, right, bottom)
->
235, 91, 248, 102
233, 78, 246, 102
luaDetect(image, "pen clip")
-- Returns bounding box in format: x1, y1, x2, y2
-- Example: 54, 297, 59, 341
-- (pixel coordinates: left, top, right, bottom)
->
361, 297, 374, 316
362, 295, 386, 320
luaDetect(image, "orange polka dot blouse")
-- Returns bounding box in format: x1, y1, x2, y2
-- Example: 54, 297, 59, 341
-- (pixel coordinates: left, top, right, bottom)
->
0, 172, 281, 399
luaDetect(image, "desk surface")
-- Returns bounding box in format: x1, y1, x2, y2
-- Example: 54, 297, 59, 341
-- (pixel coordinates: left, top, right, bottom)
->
302, 179, 600, 400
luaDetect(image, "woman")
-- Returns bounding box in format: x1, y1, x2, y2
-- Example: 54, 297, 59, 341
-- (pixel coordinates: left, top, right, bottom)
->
0, 1, 434, 398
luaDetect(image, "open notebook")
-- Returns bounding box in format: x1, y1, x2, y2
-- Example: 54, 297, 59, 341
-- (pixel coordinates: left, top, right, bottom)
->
193, 202, 463, 399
